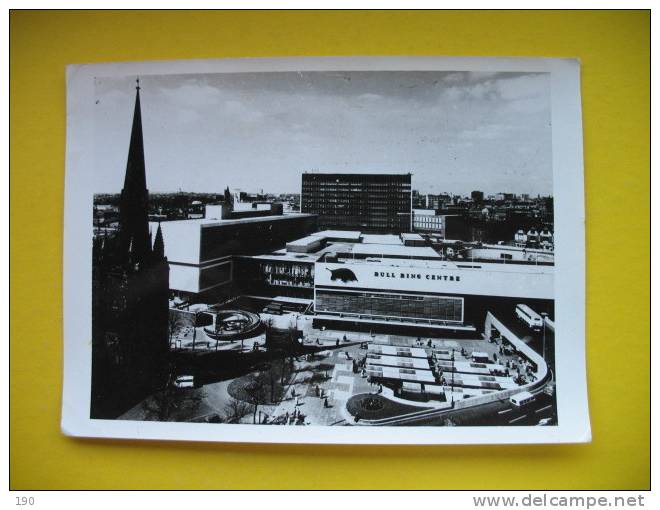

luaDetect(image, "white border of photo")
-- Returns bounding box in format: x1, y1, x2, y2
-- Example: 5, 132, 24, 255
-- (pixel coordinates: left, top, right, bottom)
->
62, 56, 590, 444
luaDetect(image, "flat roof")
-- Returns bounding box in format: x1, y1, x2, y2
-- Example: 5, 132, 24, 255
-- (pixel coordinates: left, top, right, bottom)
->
366, 365, 436, 383
323, 254, 553, 274
246, 250, 320, 263
201, 213, 315, 228
311, 230, 362, 241
350, 243, 440, 258
366, 354, 431, 370
153, 213, 315, 230
286, 234, 324, 247
368, 344, 429, 359
361, 234, 403, 245
479, 243, 554, 254
302, 172, 411, 178
401, 233, 424, 241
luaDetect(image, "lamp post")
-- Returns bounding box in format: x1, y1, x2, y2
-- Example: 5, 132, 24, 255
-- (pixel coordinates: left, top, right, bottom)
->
450, 347, 455, 408
541, 312, 549, 361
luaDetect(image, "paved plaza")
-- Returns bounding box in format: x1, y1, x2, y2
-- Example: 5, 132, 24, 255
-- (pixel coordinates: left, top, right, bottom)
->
123, 303, 549, 426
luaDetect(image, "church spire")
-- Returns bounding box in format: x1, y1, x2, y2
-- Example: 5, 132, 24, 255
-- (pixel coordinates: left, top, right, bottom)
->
118, 78, 151, 263
153, 222, 165, 259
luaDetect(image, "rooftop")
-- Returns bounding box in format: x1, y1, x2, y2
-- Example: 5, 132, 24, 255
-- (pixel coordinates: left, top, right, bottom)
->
311, 230, 362, 241
401, 233, 425, 241
151, 212, 315, 230
302, 172, 412, 178
361, 234, 403, 245
247, 249, 320, 263
349, 243, 441, 259
286, 234, 325, 247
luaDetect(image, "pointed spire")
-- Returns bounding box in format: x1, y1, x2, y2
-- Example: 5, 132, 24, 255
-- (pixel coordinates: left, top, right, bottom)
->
119, 78, 151, 264
123, 79, 147, 192
153, 222, 165, 259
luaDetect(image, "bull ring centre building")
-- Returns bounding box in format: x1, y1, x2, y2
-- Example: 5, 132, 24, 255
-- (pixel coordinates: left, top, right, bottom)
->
155, 214, 554, 333
234, 230, 554, 334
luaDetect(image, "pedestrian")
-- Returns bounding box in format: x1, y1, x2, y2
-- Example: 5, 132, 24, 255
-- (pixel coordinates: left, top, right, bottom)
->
336, 339, 339, 346
324, 397, 329, 408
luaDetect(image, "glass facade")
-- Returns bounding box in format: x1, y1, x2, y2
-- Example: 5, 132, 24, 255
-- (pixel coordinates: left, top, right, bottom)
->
301, 173, 412, 233
315, 288, 463, 323
258, 260, 314, 288
232, 257, 315, 298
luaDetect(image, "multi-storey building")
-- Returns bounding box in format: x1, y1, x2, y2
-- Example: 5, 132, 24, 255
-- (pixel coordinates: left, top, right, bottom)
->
412, 208, 444, 234
301, 172, 412, 233
154, 211, 317, 301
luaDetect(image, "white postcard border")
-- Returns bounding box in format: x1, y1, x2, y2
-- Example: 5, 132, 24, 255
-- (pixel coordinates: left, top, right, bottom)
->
62, 56, 590, 444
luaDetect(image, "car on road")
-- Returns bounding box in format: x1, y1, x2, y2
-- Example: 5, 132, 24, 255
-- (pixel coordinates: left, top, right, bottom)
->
174, 375, 195, 389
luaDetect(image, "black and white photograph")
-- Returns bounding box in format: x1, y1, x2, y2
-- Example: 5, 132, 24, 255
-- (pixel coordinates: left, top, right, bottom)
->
62, 57, 589, 444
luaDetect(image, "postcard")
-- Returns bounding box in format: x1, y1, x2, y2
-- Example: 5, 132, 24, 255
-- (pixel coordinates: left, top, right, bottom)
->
62, 56, 590, 444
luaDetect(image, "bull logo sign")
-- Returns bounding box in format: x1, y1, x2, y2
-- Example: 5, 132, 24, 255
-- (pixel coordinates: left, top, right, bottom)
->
326, 267, 358, 283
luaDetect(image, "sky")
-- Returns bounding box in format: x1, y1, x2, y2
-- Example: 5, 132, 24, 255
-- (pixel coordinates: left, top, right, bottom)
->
93, 70, 552, 196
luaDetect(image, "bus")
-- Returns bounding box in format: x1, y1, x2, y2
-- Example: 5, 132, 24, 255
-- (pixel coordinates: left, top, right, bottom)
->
510, 391, 535, 407
515, 304, 543, 331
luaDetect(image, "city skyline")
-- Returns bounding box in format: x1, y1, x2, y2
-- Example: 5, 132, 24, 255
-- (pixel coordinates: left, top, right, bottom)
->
93, 71, 553, 196
93, 187, 554, 199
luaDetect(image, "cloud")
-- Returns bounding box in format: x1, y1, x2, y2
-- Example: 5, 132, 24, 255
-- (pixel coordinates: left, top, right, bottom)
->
94, 71, 552, 195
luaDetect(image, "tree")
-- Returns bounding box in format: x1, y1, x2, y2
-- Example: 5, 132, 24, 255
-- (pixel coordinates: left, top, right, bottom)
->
288, 323, 299, 345
142, 383, 204, 422
223, 397, 252, 424
168, 313, 185, 346
244, 371, 269, 424
268, 364, 277, 403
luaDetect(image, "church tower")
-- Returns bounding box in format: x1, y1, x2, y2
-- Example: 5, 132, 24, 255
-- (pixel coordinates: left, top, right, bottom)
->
91, 80, 170, 419
118, 80, 151, 264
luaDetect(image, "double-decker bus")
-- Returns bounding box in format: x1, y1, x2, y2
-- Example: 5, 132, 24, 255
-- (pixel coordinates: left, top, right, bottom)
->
515, 304, 543, 331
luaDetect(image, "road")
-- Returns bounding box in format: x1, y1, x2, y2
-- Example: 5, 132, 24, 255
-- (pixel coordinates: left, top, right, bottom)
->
408, 391, 557, 426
